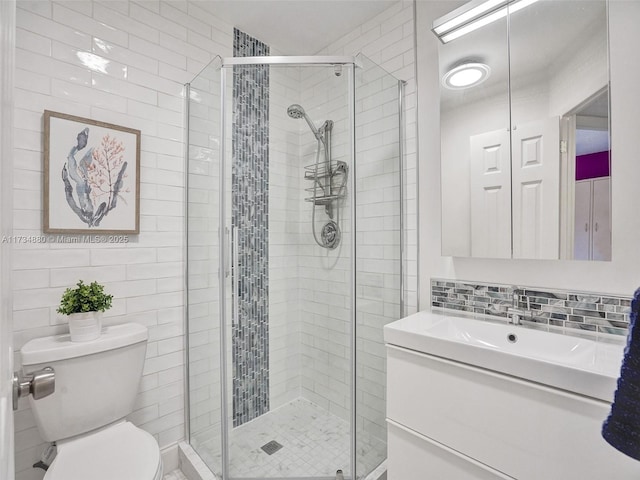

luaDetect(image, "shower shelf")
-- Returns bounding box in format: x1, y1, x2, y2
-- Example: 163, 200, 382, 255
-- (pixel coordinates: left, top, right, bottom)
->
303, 164, 334, 181
304, 194, 342, 205
303, 163, 347, 180
304, 186, 345, 195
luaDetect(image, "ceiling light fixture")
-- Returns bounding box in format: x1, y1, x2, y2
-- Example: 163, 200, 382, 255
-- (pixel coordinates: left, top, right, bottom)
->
433, 0, 540, 44
442, 62, 491, 90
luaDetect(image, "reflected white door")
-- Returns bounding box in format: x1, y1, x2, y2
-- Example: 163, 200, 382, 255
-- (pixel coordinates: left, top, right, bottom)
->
573, 177, 611, 261
592, 177, 611, 261
574, 180, 592, 260
511, 117, 560, 259
470, 129, 511, 258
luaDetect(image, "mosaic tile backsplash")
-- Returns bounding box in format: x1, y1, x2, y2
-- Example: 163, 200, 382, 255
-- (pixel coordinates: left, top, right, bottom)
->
431, 278, 632, 336
232, 29, 270, 427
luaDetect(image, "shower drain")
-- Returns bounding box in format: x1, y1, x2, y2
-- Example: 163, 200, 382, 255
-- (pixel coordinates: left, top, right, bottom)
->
261, 440, 283, 455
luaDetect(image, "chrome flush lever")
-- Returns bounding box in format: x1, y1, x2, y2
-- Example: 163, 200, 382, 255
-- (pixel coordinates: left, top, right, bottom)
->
12, 367, 55, 411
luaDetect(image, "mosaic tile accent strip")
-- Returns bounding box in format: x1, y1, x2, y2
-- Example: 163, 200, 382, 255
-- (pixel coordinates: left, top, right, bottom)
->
431, 278, 632, 336
232, 29, 270, 427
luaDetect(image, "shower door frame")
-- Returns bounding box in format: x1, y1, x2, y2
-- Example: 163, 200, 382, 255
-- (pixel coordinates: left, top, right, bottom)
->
0, 2, 15, 479
186, 54, 406, 480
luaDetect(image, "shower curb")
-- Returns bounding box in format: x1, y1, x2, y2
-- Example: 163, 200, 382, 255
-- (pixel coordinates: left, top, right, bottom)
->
178, 441, 217, 480
364, 460, 387, 480
162, 442, 180, 474
177, 441, 387, 480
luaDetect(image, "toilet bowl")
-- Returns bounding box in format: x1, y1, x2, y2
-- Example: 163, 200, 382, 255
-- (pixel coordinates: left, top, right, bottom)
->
21, 323, 162, 479
45, 422, 162, 480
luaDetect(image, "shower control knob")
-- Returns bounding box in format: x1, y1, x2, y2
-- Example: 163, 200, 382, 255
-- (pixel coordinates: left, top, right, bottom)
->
321, 221, 340, 249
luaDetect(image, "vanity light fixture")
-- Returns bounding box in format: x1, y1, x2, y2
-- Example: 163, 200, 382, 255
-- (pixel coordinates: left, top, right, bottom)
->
442, 62, 491, 89
433, 0, 540, 44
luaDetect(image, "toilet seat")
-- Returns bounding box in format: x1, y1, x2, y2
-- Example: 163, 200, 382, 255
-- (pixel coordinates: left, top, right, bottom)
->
44, 421, 162, 480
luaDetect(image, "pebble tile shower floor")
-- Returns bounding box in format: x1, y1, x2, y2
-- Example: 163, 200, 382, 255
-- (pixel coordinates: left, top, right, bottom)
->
192, 398, 385, 478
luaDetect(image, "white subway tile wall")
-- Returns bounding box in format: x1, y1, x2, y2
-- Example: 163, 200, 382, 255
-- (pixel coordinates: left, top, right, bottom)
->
12, 2, 229, 479
314, 2, 417, 470
325, 0, 418, 316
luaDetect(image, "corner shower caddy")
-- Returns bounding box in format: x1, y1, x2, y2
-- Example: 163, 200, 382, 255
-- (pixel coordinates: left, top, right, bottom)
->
299, 117, 349, 249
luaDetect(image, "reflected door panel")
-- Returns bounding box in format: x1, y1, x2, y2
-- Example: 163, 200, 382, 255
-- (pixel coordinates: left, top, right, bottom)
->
470, 129, 511, 258
574, 180, 592, 261
511, 118, 560, 259
592, 177, 611, 261
573, 177, 611, 261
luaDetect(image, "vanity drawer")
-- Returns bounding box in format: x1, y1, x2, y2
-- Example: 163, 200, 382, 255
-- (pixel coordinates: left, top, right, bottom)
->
386, 344, 640, 480
387, 419, 513, 480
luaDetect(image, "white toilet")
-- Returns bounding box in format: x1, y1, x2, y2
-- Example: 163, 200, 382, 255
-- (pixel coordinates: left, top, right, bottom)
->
20, 323, 163, 480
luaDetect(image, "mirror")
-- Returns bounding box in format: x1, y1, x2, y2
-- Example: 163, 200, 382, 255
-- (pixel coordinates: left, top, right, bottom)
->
438, 0, 610, 260
566, 90, 610, 260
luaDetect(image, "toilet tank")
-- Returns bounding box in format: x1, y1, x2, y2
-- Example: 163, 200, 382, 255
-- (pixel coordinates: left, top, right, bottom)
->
21, 323, 148, 442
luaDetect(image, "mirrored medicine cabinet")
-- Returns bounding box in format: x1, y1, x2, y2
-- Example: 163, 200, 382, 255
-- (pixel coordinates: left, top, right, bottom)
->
437, 0, 610, 261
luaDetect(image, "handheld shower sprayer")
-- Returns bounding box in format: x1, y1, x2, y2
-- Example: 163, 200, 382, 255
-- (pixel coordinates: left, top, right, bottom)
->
287, 104, 322, 140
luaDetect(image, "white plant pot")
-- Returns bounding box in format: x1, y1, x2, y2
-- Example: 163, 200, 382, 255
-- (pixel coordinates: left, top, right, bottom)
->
67, 311, 103, 342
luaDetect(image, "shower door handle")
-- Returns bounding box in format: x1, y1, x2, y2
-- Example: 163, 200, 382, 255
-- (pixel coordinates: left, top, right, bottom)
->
229, 226, 240, 325
224, 227, 230, 278
231, 226, 239, 326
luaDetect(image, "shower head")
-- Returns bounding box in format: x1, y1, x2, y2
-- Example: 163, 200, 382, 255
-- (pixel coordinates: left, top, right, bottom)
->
287, 104, 306, 119
287, 104, 321, 139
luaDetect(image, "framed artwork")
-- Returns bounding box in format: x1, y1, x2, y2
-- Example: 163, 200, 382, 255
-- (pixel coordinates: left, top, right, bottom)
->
43, 110, 140, 234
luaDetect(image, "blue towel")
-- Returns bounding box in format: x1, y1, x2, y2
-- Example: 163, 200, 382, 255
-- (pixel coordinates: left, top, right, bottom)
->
602, 287, 640, 460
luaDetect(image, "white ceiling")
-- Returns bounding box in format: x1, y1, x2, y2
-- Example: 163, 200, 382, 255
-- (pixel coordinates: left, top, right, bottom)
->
198, 0, 399, 55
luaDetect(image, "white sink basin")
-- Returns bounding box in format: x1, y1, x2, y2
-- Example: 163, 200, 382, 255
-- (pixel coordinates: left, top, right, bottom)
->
384, 310, 626, 402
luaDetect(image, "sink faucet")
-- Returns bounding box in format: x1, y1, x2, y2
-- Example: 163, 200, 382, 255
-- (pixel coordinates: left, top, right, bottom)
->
506, 286, 530, 325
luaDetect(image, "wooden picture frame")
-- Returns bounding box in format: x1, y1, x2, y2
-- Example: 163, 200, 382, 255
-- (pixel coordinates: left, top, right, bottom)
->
43, 110, 140, 234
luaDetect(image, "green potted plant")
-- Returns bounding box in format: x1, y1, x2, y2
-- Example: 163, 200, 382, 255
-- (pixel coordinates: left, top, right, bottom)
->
57, 280, 113, 342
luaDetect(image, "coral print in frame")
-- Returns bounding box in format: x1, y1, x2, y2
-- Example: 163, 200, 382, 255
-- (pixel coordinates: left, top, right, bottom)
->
43, 110, 140, 234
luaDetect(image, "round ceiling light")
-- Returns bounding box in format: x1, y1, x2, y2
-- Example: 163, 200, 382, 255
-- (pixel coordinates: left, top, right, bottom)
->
442, 62, 491, 90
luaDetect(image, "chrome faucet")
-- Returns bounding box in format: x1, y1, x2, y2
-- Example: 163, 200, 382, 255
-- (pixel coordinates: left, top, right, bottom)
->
506, 286, 531, 325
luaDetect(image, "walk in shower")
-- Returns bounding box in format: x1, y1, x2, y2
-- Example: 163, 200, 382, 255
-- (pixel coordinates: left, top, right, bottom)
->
186, 37, 404, 480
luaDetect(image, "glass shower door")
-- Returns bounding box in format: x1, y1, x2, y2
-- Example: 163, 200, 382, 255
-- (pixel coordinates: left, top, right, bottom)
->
223, 62, 355, 479
186, 53, 404, 480
186, 57, 225, 478
354, 54, 403, 479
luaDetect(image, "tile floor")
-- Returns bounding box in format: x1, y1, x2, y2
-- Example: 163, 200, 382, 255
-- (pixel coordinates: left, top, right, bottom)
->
191, 398, 385, 478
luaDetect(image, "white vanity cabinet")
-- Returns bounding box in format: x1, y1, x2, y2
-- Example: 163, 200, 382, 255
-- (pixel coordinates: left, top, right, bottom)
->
385, 343, 640, 479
